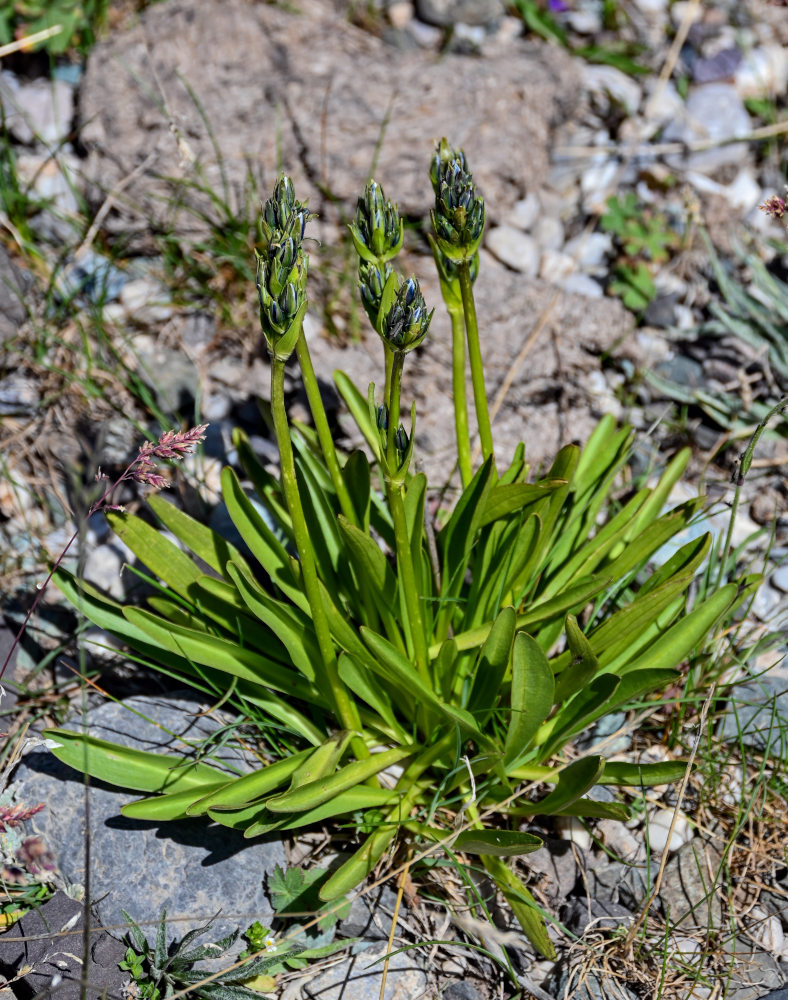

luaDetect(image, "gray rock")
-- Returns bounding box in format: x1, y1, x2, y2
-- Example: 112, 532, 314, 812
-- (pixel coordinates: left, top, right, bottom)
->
585, 856, 654, 911
12, 694, 285, 946
560, 273, 603, 298
485, 225, 540, 275
0, 72, 75, 144
0, 244, 33, 344
657, 841, 725, 932
662, 83, 752, 174
415, 0, 505, 25
523, 840, 578, 904
78, 0, 579, 248
338, 885, 400, 941
771, 565, 788, 593
303, 941, 427, 999
563, 232, 613, 273
55, 249, 128, 305
563, 897, 634, 936
654, 354, 704, 389
724, 948, 785, 1000
0, 372, 39, 415
81, 542, 127, 600
0, 890, 129, 1000
133, 341, 199, 414
533, 215, 565, 252
443, 983, 485, 1000
511, 192, 541, 231
548, 965, 638, 1000
719, 658, 788, 755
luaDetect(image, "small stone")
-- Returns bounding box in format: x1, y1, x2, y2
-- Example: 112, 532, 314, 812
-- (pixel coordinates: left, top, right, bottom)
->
670, 1, 703, 27
648, 807, 693, 854
670, 934, 702, 960
415, 0, 505, 26
772, 565, 788, 593
510, 192, 541, 231
565, 10, 602, 34
485, 226, 539, 276
81, 544, 126, 601
540, 249, 575, 282
750, 583, 782, 622
631, 0, 666, 13
303, 941, 427, 999
120, 277, 174, 324
443, 982, 483, 1000
556, 816, 591, 850
693, 45, 743, 84
387, 1, 414, 28
0, 73, 75, 144
598, 819, 644, 861
748, 909, 785, 957
563, 232, 613, 273
15, 152, 82, 216
560, 273, 604, 298
581, 159, 619, 213
583, 64, 642, 116
663, 83, 752, 174
0, 374, 39, 416
533, 215, 564, 252
735, 45, 788, 100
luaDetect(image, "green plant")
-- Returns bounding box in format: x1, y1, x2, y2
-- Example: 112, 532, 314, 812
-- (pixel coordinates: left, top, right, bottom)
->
44, 143, 757, 961
118, 908, 303, 1000
0, 0, 109, 56
600, 193, 681, 312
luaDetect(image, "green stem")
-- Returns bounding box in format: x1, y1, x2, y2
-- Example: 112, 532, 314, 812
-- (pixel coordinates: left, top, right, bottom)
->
295, 334, 358, 527
450, 305, 473, 487
384, 342, 394, 422
384, 353, 429, 685
270, 356, 367, 754
459, 260, 496, 476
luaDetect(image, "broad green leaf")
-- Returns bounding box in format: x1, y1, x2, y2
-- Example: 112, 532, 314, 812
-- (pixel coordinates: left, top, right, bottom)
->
535, 674, 620, 758
43, 729, 227, 793
226, 559, 320, 682
286, 731, 355, 792
147, 493, 244, 576
479, 481, 562, 528
266, 746, 414, 813
338, 653, 406, 740
190, 750, 312, 812
600, 760, 690, 786
106, 510, 202, 598
220, 466, 305, 609
124, 607, 320, 703
122, 782, 231, 820
222, 785, 398, 835
481, 855, 555, 959
337, 516, 397, 608
319, 824, 399, 900
360, 628, 488, 743
452, 829, 543, 857
528, 756, 605, 815
342, 449, 371, 530
504, 632, 554, 767
468, 606, 516, 722
552, 615, 599, 703
294, 455, 342, 591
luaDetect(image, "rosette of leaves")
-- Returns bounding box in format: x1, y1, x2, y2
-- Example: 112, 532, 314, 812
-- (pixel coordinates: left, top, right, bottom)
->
46, 167, 757, 960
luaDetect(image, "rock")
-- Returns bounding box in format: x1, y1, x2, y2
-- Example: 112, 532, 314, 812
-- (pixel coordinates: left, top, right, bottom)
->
548, 966, 638, 1000
725, 947, 785, 1000
0, 245, 33, 344
560, 273, 603, 298
443, 983, 485, 1000
583, 64, 642, 116
719, 656, 788, 754
0, 72, 75, 144
662, 83, 753, 174
563, 232, 613, 273
338, 885, 400, 941
693, 45, 743, 84
78, 0, 579, 248
120, 276, 174, 324
648, 807, 694, 854
533, 216, 564, 252
566, 10, 602, 35
387, 1, 414, 29
0, 373, 40, 416
0, 890, 129, 1000
581, 159, 620, 214
735, 44, 788, 99
644, 294, 679, 329
657, 841, 725, 931
540, 249, 575, 281
597, 818, 643, 861
11, 694, 285, 946
81, 542, 128, 600
654, 354, 704, 388
511, 192, 541, 231
131, 339, 199, 414
556, 816, 591, 850
485, 226, 540, 275
56, 249, 128, 305
302, 941, 427, 999
415, 0, 505, 25
15, 150, 82, 216
563, 897, 634, 936
524, 840, 578, 904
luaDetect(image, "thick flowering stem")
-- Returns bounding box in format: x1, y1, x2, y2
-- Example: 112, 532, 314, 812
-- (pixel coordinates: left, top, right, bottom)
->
450, 307, 473, 487
270, 356, 366, 750
294, 333, 359, 527
459, 260, 496, 475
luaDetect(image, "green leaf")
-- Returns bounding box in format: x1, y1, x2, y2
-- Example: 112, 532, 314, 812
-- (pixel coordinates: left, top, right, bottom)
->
479, 481, 562, 528
334, 371, 380, 457
337, 653, 405, 740
106, 510, 202, 598
43, 729, 227, 793
228, 784, 398, 835
468, 606, 516, 723
552, 615, 599, 703
453, 829, 543, 857
286, 731, 355, 791
342, 449, 371, 530
529, 756, 605, 815
481, 855, 555, 959
189, 750, 312, 813
337, 516, 397, 608
266, 746, 414, 813
600, 760, 690, 786
552, 800, 631, 821
504, 632, 554, 767
147, 494, 243, 576
122, 782, 231, 821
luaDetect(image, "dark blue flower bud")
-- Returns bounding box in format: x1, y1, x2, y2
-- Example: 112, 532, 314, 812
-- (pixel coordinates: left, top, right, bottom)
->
349, 179, 404, 265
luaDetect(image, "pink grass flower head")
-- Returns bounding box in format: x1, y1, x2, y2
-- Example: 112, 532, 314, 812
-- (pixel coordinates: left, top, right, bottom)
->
0, 802, 45, 832
760, 187, 787, 220
129, 424, 209, 491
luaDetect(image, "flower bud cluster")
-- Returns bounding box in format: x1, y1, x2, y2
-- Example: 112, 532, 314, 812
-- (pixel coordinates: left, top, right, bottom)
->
350, 180, 404, 265
383, 276, 433, 354
375, 402, 412, 472
256, 175, 314, 360
430, 137, 485, 261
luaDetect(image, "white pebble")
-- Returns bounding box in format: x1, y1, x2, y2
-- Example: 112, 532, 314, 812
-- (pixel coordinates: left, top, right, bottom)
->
533, 216, 564, 252
485, 226, 539, 276
748, 908, 785, 957
735, 45, 788, 100
387, 1, 414, 29
648, 807, 693, 854
560, 273, 603, 298
556, 815, 591, 850
540, 249, 575, 282
563, 232, 613, 272
510, 192, 541, 231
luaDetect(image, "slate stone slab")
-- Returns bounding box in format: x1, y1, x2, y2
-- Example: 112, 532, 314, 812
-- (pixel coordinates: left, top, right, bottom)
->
302, 941, 427, 1000
11, 693, 285, 948
0, 890, 129, 1000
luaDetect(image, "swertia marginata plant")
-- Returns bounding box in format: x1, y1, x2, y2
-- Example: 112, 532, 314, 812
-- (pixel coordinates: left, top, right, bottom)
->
45, 143, 759, 959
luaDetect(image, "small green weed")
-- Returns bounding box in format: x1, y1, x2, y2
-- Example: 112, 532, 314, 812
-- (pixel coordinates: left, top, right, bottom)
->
600, 193, 681, 311
0, 0, 109, 56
